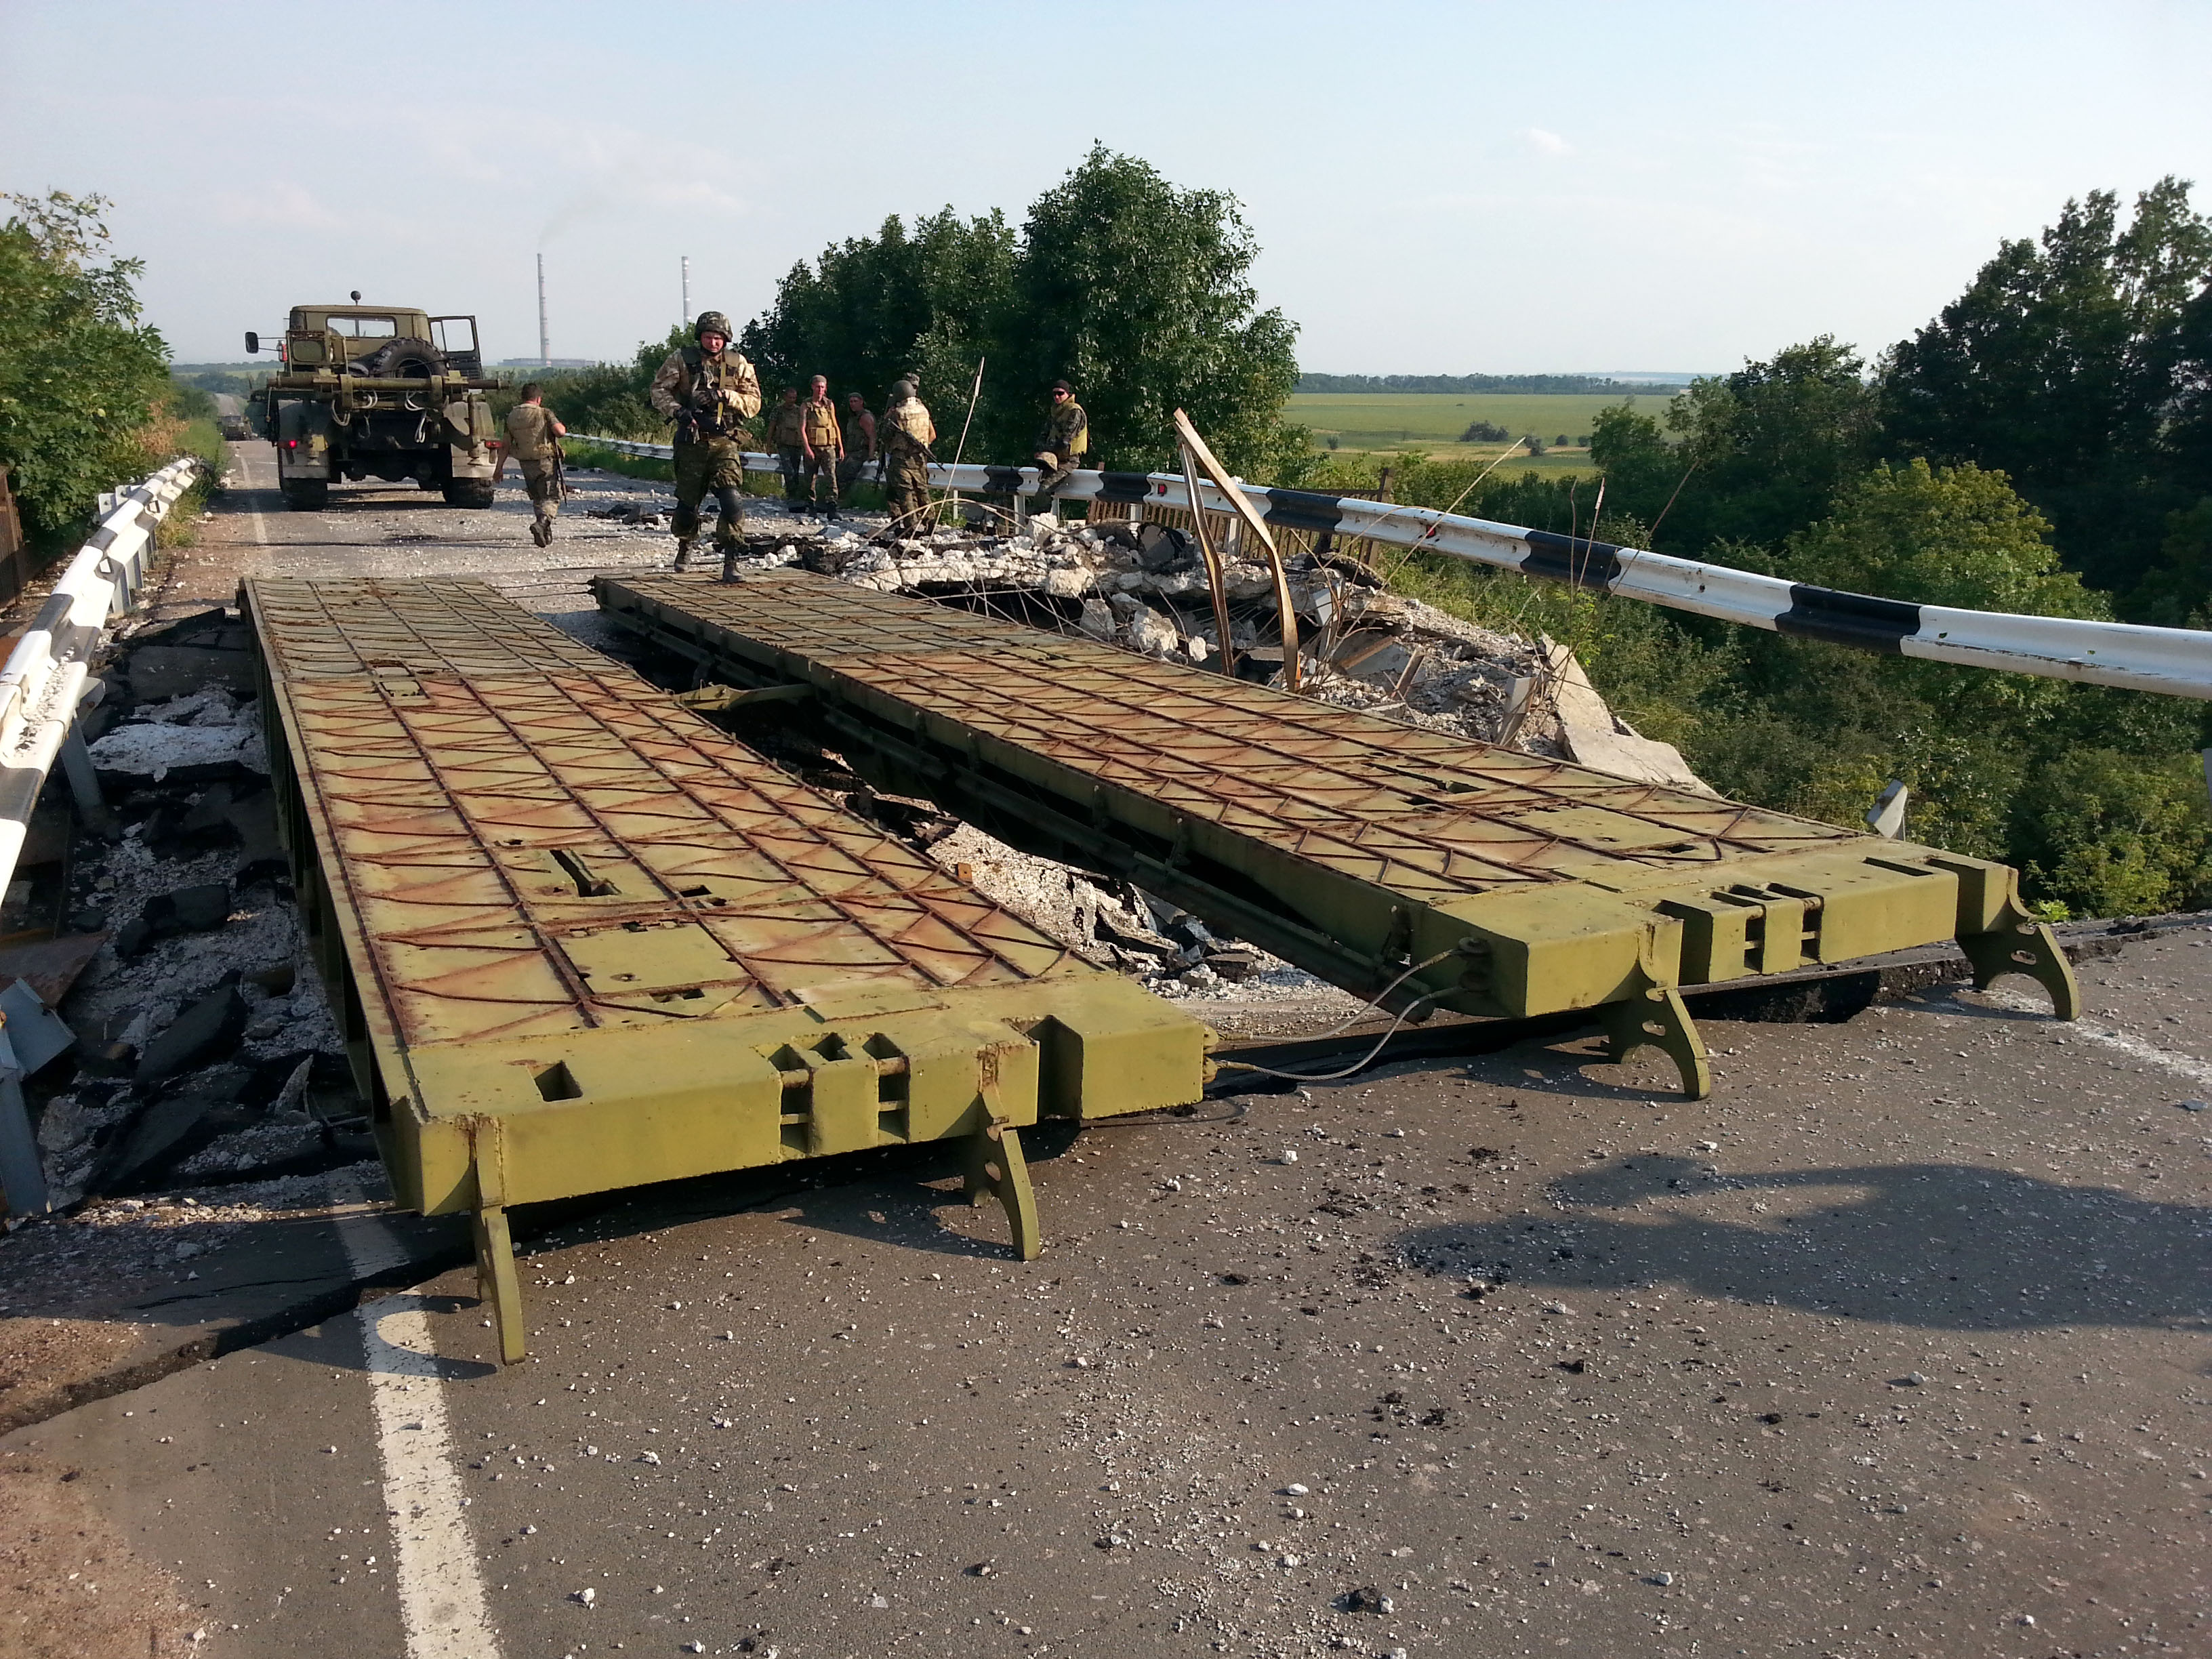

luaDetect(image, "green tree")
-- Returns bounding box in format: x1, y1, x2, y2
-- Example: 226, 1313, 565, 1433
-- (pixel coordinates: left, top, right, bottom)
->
1877, 177, 2212, 594
0, 191, 171, 537
1784, 459, 2103, 617
1586, 402, 1681, 530
739, 207, 1015, 431
2009, 748, 2212, 918
2129, 496, 2212, 625
1658, 335, 1879, 554
989, 146, 1304, 480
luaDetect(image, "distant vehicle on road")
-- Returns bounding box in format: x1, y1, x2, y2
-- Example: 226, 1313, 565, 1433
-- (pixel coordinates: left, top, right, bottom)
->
246, 298, 498, 510
211, 394, 251, 441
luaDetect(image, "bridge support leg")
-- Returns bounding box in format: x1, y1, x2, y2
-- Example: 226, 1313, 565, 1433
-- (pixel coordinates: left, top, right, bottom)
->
1601, 984, 1713, 1100
1960, 909, 2079, 1021
964, 1119, 1040, 1261
470, 1134, 525, 1364
472, 1204, 525, 1365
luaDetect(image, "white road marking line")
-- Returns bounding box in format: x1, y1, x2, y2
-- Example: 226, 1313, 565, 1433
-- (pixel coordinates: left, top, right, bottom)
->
1987, 989, 2212, 1088
330, 1174, 504, 1659
240, 443, 270, 548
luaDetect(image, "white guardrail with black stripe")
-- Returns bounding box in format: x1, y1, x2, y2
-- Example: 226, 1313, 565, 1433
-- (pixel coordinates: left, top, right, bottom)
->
0, 456, 200, 1218
576, 436, 2212, 701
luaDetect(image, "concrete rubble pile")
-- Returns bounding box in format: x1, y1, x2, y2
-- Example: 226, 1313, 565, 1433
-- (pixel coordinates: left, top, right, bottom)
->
18, 605, 368, 1213
745, 512, 1713, 791
657, 508, 1708, 1015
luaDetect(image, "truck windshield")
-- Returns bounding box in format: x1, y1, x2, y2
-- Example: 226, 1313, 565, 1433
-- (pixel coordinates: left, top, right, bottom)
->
329, 316, 398, 337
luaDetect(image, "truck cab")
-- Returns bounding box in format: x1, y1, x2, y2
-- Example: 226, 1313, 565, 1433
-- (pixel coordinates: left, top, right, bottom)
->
279, 306, 485, 378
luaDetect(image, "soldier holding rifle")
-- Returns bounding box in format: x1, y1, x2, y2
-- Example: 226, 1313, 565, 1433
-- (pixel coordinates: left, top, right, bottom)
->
878, 377, 936, 538
648, 310, 762, 571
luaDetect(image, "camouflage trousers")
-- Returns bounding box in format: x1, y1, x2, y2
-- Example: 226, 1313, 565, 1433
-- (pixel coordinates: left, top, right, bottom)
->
776, 445, 805, 503
803, 448, 841, 506
884, 450, 931, 533
517, 457, 560, 527
673, 438, 747, 546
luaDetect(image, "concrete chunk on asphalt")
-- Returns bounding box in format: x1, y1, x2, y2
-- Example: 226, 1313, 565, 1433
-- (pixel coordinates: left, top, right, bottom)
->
102, 1069, 247, 1189
125, 643, 258, 702
115, 882, 234, 958
135, 977, 247, 1085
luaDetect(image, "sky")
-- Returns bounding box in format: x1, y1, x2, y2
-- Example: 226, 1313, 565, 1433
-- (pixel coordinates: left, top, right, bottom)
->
5, 0, 2209, 375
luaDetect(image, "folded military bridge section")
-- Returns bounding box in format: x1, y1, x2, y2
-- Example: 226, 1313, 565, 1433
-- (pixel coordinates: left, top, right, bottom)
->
594, 569, 2079, 1105
245, 577, 1210, 1361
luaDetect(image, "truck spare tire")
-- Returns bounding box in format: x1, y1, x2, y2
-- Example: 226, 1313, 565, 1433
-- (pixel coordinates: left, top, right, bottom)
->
350, 337, 444, 378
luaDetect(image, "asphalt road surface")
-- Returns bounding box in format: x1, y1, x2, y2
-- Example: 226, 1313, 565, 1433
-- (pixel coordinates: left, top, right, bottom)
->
5, 445, 2208, 1659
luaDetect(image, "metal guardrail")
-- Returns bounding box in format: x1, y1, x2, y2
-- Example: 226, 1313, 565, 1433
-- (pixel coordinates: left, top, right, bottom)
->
572, 436, 2212, 701
0, 455, 202, 1219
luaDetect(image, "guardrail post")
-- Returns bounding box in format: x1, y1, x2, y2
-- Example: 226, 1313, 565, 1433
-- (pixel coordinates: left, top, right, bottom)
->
58, 726, 110, 830
0, 1029, 47, 1222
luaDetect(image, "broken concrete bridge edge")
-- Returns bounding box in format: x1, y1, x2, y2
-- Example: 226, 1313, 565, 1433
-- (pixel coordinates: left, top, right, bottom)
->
765, 517, 1715, 792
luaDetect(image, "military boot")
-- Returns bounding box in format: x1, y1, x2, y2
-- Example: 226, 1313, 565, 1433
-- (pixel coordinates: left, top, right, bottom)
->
720, 545, 740, 584
672, 537, 695, 571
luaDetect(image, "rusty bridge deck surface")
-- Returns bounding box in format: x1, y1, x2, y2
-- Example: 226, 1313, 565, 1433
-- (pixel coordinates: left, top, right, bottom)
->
245, 577, 1209, 1359
594, 570, 2078, 1100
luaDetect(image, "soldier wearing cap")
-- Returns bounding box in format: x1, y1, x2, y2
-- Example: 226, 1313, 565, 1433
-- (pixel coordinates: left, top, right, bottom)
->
878, 377, 936, 537
1029, 379, 1088, 512
800, 374, 843, 517
648, 310, 762, 571
836, 392, 876, 506
503, 383, 567, 548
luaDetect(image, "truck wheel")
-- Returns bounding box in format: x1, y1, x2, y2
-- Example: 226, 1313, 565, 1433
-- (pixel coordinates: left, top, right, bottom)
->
442, 480, 497, 508
281, 480, 328, 511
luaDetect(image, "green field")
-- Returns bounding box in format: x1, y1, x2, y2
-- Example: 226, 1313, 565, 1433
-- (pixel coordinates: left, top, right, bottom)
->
1290, 390, 1677, 466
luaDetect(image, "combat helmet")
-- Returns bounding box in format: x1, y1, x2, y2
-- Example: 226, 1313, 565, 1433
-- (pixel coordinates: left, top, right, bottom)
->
693, 310, 735, 344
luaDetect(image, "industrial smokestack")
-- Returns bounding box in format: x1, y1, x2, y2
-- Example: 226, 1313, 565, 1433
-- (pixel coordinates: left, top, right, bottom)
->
681, 255, 692, 329
537, 251, 550, 367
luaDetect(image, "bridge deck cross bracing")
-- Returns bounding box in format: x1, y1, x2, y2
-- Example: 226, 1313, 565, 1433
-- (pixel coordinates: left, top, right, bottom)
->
245, 576, 1209, 1361
594, 569, 2081, 1098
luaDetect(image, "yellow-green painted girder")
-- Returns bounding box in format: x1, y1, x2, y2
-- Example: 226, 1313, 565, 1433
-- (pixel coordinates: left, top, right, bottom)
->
592, 570, 2077, 1096
245, 577, 1211, 1362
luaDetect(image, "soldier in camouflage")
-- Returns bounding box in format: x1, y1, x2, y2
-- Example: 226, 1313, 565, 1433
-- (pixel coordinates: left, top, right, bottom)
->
800, 374, 843, 518
1029, 380, 1088, 513
836, 392, 876, 504
503, 384, 567, 548
764, 388, 808, 510
648, 310, 762, 572
878, 377, 936, 539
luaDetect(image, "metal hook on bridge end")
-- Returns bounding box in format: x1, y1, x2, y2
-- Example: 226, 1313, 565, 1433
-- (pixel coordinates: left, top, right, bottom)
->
1599, 984, 1713, 1101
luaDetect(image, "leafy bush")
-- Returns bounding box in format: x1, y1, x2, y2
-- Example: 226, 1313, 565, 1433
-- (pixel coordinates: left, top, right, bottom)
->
0, 192, 171, 541
2009, 748, 2211, 917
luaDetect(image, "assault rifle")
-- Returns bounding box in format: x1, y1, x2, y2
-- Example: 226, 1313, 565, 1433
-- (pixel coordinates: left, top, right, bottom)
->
673, 384, 753, 445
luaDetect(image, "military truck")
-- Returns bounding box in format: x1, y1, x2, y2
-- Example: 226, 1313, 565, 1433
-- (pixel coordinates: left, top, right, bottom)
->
247, 298, 499, 510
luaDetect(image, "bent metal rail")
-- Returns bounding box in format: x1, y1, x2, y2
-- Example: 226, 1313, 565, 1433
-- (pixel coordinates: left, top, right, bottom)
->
594, 569, 2081, 1104
244, 577, 1209, 1362
578, 434, 2212, 701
